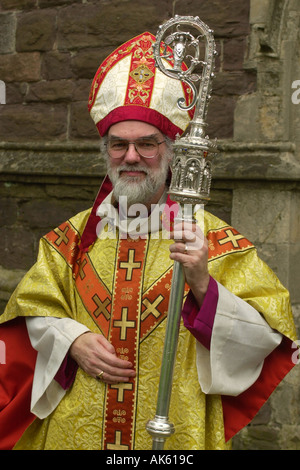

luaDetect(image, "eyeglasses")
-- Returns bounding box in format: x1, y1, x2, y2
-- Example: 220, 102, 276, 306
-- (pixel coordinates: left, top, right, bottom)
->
106, 138, 166, 159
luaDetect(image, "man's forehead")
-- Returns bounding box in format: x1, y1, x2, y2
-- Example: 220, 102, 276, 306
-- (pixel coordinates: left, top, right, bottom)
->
108, 120, 161, 134
108, 132, 162, 140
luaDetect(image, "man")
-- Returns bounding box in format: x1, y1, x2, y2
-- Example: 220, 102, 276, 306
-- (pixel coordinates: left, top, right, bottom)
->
0, 32, 297, 450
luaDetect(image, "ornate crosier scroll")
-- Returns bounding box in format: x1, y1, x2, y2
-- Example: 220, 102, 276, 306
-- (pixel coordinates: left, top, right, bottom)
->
146, 15, 218, 450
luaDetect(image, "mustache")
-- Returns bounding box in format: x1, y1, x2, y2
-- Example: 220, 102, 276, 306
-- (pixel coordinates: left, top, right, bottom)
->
116, 164, 150, 176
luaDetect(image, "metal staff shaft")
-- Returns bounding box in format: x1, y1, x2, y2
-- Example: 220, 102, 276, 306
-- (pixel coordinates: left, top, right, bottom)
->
146, 257, 185, 450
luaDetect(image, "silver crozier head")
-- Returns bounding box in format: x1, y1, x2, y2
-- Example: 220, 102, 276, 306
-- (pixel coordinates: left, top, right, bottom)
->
154, 15, 218, 205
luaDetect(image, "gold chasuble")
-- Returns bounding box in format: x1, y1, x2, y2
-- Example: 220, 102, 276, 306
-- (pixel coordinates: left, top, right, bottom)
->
0, 204, 296, 450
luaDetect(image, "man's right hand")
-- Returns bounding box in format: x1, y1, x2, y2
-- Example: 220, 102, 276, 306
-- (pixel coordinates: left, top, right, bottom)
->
69, 332, 136, 384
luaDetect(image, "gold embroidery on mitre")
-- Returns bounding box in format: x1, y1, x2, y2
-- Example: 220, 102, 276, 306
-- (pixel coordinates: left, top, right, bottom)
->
129, 64, 154, 84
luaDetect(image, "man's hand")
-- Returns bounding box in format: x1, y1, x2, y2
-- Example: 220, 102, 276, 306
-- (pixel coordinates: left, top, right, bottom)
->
169, 221, 210, 307
69, 332, 136, 384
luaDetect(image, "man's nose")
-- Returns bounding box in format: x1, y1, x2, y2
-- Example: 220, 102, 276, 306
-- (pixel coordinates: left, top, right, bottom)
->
123, 142, 141, 163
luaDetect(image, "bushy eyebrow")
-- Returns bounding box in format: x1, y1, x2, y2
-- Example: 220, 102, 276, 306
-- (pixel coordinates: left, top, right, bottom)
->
108, 133, 162, 141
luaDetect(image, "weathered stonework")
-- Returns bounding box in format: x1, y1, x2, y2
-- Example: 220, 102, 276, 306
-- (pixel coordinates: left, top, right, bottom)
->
0, 0, 299, 450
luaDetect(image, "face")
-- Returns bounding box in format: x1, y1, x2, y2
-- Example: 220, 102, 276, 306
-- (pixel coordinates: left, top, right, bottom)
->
106, 121, 172, 207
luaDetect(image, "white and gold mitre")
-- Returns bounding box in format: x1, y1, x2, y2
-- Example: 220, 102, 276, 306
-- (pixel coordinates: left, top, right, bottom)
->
88, 32, 194, 139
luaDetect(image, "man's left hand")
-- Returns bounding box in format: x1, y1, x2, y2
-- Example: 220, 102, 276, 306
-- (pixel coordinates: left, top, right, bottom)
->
169, 221, 210, 307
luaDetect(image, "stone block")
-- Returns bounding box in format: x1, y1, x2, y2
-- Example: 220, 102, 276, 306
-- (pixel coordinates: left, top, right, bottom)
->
240, 425, 281, 450
207, 188, 232, 224
0, 198, 18, 226
0, 226, 35, 270
16, 9, 56, 52
250, 0, 270, 25
288, 243, 300, 303
1, 0, 36, 10
39, 0, 81, 7
71, 47, 113, 79
173, 0, 250, 37
18, 198, 89, 229
272, 378, 300, 426
223, 38, 248, 71
26, 80, 75, 103
233, 93, 260, 141
45, 183, 97, 202
206, 95, 236, 138
232, 188, 291, 245
257, 69, 282, 96
259, 96, 284, 141
213, 71, 256, 96
72, 79, 91, 102
56, 2, 169, 50
5, 82, 28, 104
280, 425, 300, 450
0, 182, 46, 199
0, 52, 41, 82
69, 101, 99, 139
289, 190, 300, 244
42, 51, 74, 80
0, 13, 16, 54
0, 103, 68, 141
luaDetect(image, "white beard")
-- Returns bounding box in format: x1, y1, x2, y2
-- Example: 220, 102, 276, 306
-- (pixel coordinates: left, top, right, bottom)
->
107, 157, 170, 207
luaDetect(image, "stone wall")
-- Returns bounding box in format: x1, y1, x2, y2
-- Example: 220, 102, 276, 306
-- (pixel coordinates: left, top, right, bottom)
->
0, 0, 255, 141
0, 0, 299, 450
0, 0, 253, 304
